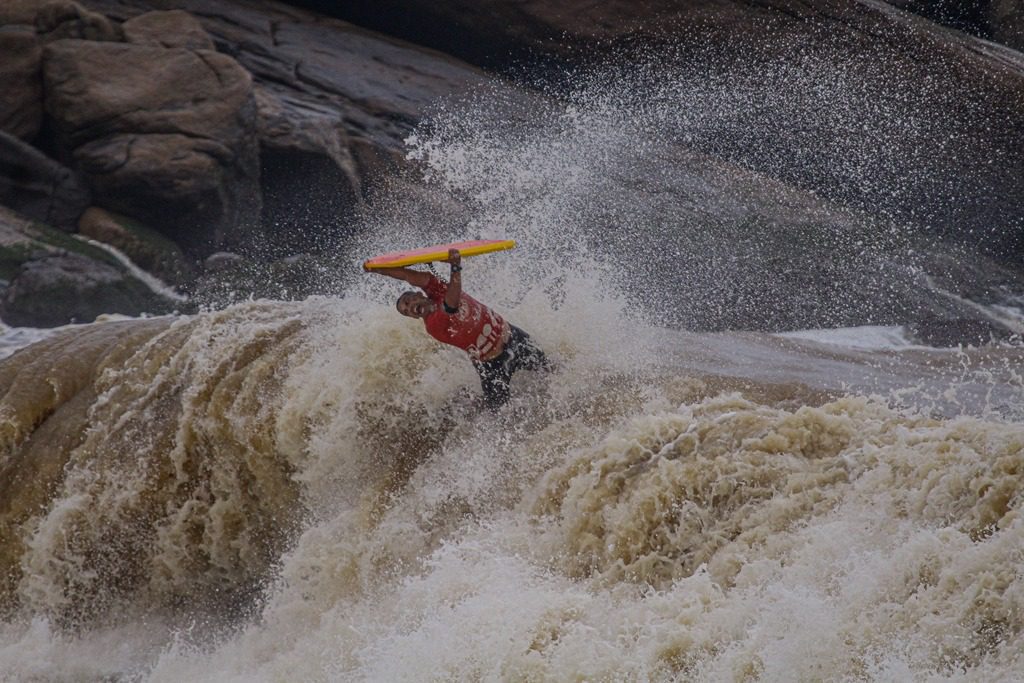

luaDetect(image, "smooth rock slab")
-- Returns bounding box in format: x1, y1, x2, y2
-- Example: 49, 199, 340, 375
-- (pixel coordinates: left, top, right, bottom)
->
42, 38, 260, 253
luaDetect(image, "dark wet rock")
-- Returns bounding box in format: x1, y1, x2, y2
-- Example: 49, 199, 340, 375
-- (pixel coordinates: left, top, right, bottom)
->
325, 0, 1024, 264
122, 9, 214, 50
192, 251, 348, 309
908, 315, 1010, 348
0, 25, 43, 141
885, 0, 993, 38
203, 251, 247, 273
0, 131, 90, 231
542, 140, 1016, 338
991, 0, 1024, 51
80, 0, 499, 252
42, 38, 261, 254
35, 0, 122, 42
0, 205, 177, 327
1, 253, 171, 327
77, 207, 194, 288
257, 144, 361, 256
887, 0, 1024, 52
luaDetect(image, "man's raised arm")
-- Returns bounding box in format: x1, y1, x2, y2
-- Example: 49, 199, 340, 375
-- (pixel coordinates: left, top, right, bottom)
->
444, 248, 462, 313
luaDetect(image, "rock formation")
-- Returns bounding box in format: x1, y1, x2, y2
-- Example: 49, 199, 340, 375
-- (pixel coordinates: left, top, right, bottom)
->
0, 24, 43, 141
0, 0, 495, 325
42, 37, 261, 253
0, 0, 1020, 340
0, 130, 90, 231
323, 0, 1024, 261
0, 205, 177, 327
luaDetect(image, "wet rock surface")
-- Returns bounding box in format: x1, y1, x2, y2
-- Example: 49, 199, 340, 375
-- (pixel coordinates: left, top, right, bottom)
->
0, 25, 43, 141
77, 207, 193, 289
1, 252, 170, 327
42, 37, 261, 253
991, 0, 1024, 51
0, 0, 1020, 341
0, 205, 177, 327
888, 0, 1024, 52
0, 131, 90, 231
324, 0, 1024, 261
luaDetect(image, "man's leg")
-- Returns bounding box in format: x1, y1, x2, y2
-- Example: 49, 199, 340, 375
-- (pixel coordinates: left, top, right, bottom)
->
474, 358, 512, 411
506, 327, 550, 373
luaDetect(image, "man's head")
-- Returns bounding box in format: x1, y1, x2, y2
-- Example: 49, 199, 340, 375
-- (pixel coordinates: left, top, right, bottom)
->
396, 291, 433, 318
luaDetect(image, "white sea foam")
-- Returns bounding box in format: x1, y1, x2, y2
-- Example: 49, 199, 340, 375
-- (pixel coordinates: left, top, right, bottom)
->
776, 324, 921, 351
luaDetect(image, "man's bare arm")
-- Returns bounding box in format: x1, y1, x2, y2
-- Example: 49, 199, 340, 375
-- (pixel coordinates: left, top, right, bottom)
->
366, 266, 432, 289
444, 249, 461, 312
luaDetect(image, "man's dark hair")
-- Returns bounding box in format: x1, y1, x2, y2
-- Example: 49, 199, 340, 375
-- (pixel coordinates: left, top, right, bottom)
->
396, 291, 416, 311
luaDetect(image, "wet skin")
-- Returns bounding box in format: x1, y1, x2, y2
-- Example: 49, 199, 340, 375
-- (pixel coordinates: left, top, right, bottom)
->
397, 292, 436, 318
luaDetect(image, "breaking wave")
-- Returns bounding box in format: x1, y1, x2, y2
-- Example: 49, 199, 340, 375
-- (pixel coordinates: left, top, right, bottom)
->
2, 41, 1024, 683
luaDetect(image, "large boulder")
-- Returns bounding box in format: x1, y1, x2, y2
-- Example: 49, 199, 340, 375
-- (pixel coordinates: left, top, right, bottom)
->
80, 0, 501, 254
122, 9, 213, 49
42, 38, 260, 255
0, 25, 43, 141
0, 205, 178, 327
34, 0, 121, 42
0, 130, 90, 231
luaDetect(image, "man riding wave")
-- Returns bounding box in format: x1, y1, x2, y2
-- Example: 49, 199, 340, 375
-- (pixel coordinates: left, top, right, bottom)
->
367, 248, 550, 410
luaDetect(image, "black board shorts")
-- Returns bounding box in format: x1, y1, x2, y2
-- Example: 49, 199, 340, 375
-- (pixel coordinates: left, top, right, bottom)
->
472, 325, 549, 411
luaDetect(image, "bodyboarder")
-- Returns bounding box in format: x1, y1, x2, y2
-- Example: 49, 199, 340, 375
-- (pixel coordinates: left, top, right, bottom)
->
366, 248, 550, 410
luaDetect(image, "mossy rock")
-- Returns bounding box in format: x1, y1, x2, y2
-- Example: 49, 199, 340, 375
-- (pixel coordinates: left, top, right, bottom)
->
78, 207, 195, 288
0, 208, 117, 277
1, 253, 176, 327
0, 205, 182, 327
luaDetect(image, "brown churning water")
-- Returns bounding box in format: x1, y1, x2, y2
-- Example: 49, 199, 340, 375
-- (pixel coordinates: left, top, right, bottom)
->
3, 35, 1024, 678
0, 296, 1022, 680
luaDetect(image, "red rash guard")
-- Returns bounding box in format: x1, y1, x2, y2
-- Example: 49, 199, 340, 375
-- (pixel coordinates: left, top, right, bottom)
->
422, 276, 510, 361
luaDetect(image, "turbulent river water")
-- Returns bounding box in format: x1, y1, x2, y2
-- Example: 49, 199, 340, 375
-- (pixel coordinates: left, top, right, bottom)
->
2, 55, 1024, 682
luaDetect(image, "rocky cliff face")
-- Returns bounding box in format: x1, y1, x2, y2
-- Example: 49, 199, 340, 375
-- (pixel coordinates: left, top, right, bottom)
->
888, 0, 1024, 52
319, 0, 1024, 259
0, 0, 1021, 341
0, 0, 498, 324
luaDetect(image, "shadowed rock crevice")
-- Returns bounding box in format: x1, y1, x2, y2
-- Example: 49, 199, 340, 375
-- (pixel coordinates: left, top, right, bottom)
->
0, 131, 90, 232
258, 145, 360, 257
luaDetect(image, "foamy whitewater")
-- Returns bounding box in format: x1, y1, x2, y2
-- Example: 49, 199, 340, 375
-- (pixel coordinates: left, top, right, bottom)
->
2, 52, 1024, 683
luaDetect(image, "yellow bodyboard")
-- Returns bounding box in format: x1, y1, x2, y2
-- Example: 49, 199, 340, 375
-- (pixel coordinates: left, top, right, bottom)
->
363, 239, 516, 269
